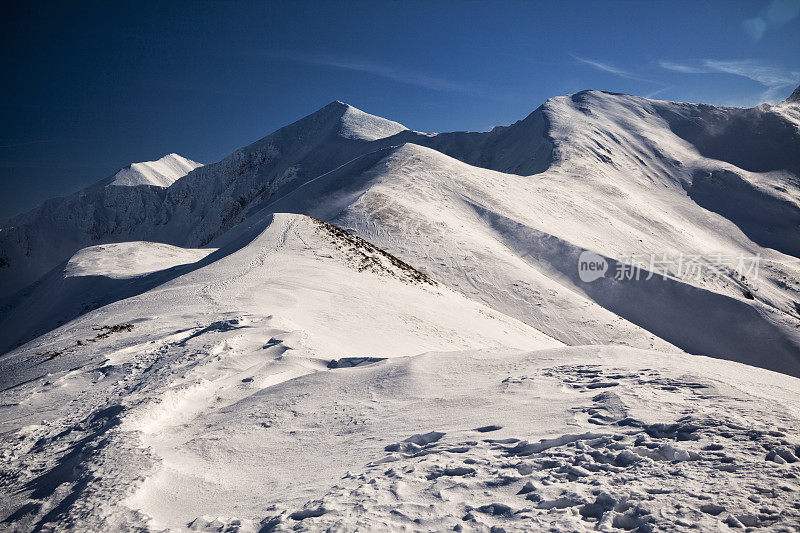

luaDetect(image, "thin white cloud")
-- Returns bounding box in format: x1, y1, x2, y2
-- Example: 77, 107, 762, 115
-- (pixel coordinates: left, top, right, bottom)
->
658, 61, 706, 74
571, 55, 661, 85
573, 56, 632, 77
660, 59, 799, 103
704, 60, 797, 87
264, 51, 476, 94
644, 85, 674, 99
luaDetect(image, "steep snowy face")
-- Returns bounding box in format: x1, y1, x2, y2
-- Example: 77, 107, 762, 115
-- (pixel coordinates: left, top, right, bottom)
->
542, 89, 800, 182
0, 153, 201, 297
404, 105, 554, 176
783, 83, 800, 105
108, 153, 202, 187
338, 103, 407, 140
3, 89, 800, 371
651, 99, 800, 177
150, 101, 555, 249
541, 90, 800, 259
153, 102, 410, 247
259, 91, 800, 376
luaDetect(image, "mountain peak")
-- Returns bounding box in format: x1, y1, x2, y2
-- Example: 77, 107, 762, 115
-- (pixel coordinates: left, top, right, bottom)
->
108, 153, 203, 187
338, 104, 407, 141
296, 100, 407, 141
783, 84, 800, 105
325, 100, 350, 109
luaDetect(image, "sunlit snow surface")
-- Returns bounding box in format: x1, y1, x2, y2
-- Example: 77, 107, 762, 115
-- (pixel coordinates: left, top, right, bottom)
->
65, 242, 214, 279
0, 214, 798, 532
1, 90, 800, 531
108, 153, 202, 188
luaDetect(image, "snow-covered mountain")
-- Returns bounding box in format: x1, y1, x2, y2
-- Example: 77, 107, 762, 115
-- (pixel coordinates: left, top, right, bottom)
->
107, 153, 201, 187
0, 154, 202, 294
9, 87, 799, 371
1, 86, 800, 531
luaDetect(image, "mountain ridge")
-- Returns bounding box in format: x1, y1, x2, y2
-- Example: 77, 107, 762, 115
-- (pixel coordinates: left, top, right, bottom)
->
782, 83, 800, 104
3, 86, 800, 532
108, 153, 202, 188
2, 87, 800, 376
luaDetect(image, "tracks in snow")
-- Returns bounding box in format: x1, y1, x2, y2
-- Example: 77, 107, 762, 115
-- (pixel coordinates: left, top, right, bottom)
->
251, 364, 800, 532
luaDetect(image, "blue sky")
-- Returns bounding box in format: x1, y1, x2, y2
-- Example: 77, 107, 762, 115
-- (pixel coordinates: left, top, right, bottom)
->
1, 0, 798, 220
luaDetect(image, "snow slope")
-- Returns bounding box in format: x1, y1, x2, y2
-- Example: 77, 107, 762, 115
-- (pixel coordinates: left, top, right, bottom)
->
4, 89, 800, 375
2, 86, 800, 531
108, 153, 202, 187
0, 215, 798, 532
1, 299, 798, 531
0, 213, 564, 530
258, 93, 800, 375
0, 154, 202, 295
0, 242, 214, 355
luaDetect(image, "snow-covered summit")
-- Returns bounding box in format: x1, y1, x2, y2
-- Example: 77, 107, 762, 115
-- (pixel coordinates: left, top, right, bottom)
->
107, 153, 202, 187
335, 101, 408, 140
783, 84, 800, 105
265, 99, 408, 143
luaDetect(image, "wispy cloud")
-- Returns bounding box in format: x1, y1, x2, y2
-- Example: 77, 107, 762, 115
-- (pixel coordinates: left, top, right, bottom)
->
644, 85, 674, 99
264, 51, 476, 94
660, 59, 799, 103
658, 62, 706, 75
571, 55, 660, 85
573, 56, 632, 77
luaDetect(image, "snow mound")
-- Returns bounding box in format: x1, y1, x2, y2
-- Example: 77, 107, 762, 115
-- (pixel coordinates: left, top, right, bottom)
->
246, 347, 800, 532
108, 153, 202, 187
65, 242, 214, 279
0, 154, 201, 295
